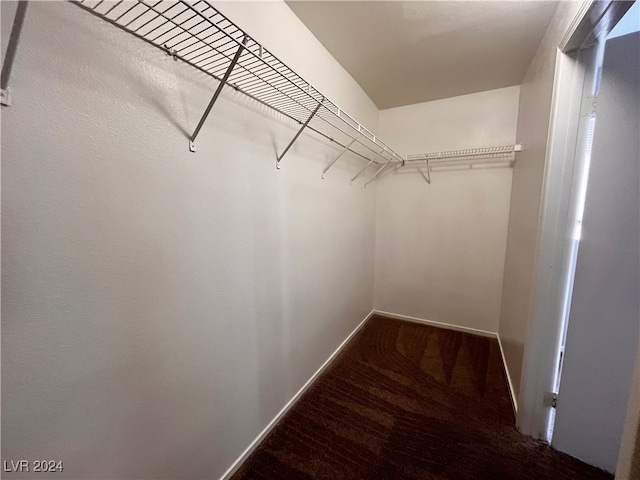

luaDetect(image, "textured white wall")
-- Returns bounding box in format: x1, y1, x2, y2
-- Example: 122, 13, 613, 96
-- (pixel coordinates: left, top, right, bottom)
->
498, 1, 584, 398
1, 2, 378, 478
374, 86, 519, 333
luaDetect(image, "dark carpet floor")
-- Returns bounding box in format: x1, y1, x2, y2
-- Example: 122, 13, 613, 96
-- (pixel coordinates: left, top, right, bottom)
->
233, 314, 612, 480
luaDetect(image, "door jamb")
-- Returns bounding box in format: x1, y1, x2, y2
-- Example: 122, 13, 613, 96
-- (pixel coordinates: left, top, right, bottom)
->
516, 0, 634, 442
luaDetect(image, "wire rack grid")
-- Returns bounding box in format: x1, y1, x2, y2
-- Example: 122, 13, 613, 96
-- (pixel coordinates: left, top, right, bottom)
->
404, 144, 521, 164
72, 0, 404, 166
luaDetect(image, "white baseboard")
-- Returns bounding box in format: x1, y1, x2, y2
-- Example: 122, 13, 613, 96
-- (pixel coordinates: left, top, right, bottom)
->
372, 309, 497, 339
219, 309, 375, 480
374, 310, 518, 415
497, 334, 519, 415
221, 309, 517, 479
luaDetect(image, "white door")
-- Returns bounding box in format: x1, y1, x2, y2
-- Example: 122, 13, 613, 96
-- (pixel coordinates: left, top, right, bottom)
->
551, 30, 640, 473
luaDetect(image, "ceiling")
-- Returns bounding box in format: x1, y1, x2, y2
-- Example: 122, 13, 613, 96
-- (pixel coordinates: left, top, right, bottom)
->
286, 1, 559, 109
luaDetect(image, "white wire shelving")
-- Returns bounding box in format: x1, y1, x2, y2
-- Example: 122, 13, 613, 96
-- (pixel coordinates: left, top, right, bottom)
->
71, 1, 522, 185
402, 144, 522, 184
72, 0, 404, 178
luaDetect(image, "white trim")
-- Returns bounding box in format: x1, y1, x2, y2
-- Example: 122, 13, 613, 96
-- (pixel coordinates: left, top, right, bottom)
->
372, 310, 497, 339
497, 334, 519, 415
518, 38, 599, 442
559, 0, 594, 52
219, 309, 375, 480
373, 310, 518, 413
220, 309, 518, 479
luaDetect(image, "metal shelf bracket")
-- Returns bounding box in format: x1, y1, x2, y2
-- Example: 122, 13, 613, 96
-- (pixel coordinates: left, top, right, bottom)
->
322, 134, 361, 179
364, 159, 392, 188
164, 44, 178, 61
418, 160, 431, 184
276, 97, 324, 169
1, 1, 28, 107
402, 144, 523, 184
350, 148, 384, 185
1, 88, 11, 107
73, 0, 403, 173
188, 35, 249, 152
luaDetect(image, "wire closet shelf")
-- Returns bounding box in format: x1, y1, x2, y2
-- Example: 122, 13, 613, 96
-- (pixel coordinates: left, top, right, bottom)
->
404, 144, 522, 163
73, 0, 405, 175
402, 144, 522, 183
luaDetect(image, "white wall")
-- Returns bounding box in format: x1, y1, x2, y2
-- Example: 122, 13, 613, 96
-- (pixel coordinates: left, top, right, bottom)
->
616, 338, 640, 479
616, 37, 640, 470
498, 1, 584, 399
374, 86, 519, 333
1, 2, 379, 478
552, 30, 640, 473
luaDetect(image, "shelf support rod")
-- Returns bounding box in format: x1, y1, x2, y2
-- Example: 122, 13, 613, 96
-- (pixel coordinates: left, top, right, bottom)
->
418, 160, 431, 184
350, 149, 385, 184
189, 35, 248, 152
276, 97, 324, 169
322, 133, 361, 179
364, 159, 392, 187
1, 1, 28, 107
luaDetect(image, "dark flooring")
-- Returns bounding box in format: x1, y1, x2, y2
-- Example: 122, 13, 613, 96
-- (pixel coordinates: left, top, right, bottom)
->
233, 314, 612, 479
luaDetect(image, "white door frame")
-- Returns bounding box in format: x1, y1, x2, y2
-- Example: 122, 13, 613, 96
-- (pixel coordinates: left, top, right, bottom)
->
516, 0, 635, 442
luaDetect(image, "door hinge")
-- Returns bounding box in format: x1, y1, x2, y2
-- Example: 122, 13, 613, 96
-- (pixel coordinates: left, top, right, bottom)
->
544, 391, 558, 409
581, 95, 597, 116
